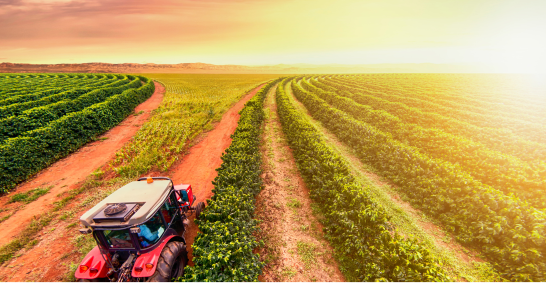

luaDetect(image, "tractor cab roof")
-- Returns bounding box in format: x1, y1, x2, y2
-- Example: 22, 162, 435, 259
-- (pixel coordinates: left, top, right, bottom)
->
80, 179, 172, 228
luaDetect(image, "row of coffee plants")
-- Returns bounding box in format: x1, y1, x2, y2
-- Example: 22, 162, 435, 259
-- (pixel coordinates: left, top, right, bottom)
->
181, 79, 280, 282
317, 77, 546, 166
0, 74, 97, 102
327, 76, 546, 145
291, 79, 545, 281
0, 75, 129, 118
0, 74, 67, 98
338, 74, 545, 122
335, 75, 544, 125
278, 78, 449, 281
0, 76, 141, 142
0, 74, 116, 107
0, 76, 155, 193
301, 78, 545, 208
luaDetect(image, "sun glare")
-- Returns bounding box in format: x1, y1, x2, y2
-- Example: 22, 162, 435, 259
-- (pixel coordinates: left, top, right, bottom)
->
484, 22, 546, 73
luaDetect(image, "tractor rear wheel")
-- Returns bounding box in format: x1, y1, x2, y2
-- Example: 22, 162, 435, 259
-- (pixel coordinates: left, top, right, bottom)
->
147, 241, 188, 282
195, 202, 205, 220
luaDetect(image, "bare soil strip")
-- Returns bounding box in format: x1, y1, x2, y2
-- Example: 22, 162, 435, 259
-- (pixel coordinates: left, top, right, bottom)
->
0, 83, 265, 281
0, 82, 166, 247
285, 82, 500, 281
255, 84, 345, 282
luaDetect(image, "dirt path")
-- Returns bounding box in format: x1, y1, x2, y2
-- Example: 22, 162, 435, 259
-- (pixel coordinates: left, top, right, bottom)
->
255, 84, 345, 282
0, 82, 165, 247
285, 81, 500, 281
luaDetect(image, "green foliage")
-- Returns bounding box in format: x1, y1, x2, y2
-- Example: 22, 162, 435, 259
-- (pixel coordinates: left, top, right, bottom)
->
181, 79, 281, 282
0, 74, 92, 105
296, 241, 317, 269
0, 75, 155, 194
8, 186, 53, 204
303, 77, 545, 208
291, 78, 546, 282
321, 76, 546, 165
277, 78, 450, 282
111, 73, 277, 177
326, 75, 546, 145
0, 76, 141, 142
0, 213, 54, 264
286, 199, 302, 208
0, 74, 128, 119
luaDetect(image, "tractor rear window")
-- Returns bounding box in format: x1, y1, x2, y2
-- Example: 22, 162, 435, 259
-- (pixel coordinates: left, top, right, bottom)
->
103, 229, 134, 249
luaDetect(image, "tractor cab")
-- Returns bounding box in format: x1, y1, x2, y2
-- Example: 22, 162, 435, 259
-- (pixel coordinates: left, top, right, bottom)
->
76, 177, 204, 282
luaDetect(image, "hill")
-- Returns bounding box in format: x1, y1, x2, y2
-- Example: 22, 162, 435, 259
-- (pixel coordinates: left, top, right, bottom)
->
0, 62, 492, 74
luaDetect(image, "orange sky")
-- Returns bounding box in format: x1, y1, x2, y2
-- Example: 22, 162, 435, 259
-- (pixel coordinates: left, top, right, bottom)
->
1, 0, 545, 72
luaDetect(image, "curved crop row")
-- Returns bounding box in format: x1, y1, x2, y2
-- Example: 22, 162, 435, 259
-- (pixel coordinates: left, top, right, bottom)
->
0, 74, 101, 98
317, 77, 546, 166
0, 75, 65, 98
0, 74, 90, 105
0, 76, 155, 193
336, 75, 545, 125
333, 75, 546, 122
0, 74, 118, 108
182, 79, 280, 282
278, 78, 449, 281
0, 76, 141, 143
0, 74, 91, 101
331, 75, 546, 127
327, 77, 546, 145
302, 77, 545, 207
291, 80, 545, 281
0, 75, 129, 119
385, 76, 545, 118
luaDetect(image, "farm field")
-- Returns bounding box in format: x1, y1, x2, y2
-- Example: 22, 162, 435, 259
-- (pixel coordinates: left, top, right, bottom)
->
0, 73, 155, 194
284, 74, 545, 281
0, 73, 544, 282
0, 73, 275, 281
165, 74, 544, 282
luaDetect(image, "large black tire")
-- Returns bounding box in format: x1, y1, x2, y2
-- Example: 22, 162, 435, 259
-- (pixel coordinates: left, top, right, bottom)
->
195, 201, 205, 220
147, 241, 188, 282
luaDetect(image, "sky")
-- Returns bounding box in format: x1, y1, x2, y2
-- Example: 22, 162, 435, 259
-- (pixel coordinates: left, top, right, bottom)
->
0, 0, 545, 72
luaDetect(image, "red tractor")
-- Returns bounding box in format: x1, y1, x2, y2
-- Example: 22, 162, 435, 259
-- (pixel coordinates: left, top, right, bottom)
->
75, 177, 204, 282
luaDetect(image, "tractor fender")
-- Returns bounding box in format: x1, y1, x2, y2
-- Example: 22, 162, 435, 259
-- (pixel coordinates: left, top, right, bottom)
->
75, 246, 110, 280
132, 235, 184, 278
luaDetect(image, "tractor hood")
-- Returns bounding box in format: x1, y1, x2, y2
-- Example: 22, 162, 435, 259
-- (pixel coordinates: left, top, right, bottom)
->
80, 180, 172, 228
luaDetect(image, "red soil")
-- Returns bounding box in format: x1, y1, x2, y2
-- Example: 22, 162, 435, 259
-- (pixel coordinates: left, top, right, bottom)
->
0, 82, 165, 247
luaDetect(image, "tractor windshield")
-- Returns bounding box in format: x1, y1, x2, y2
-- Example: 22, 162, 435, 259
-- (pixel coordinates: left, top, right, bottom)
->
103, 229, 134, 249
137, 211, 165, 248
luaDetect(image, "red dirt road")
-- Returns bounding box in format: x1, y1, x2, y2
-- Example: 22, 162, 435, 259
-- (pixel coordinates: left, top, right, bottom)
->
0, 82, 165, 247
168, 84, 265, 203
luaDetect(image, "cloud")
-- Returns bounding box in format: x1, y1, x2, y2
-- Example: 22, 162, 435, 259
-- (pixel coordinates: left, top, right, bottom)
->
3, 0, 545, 67
0, 0, 266, 45
0, 0, 22, 6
